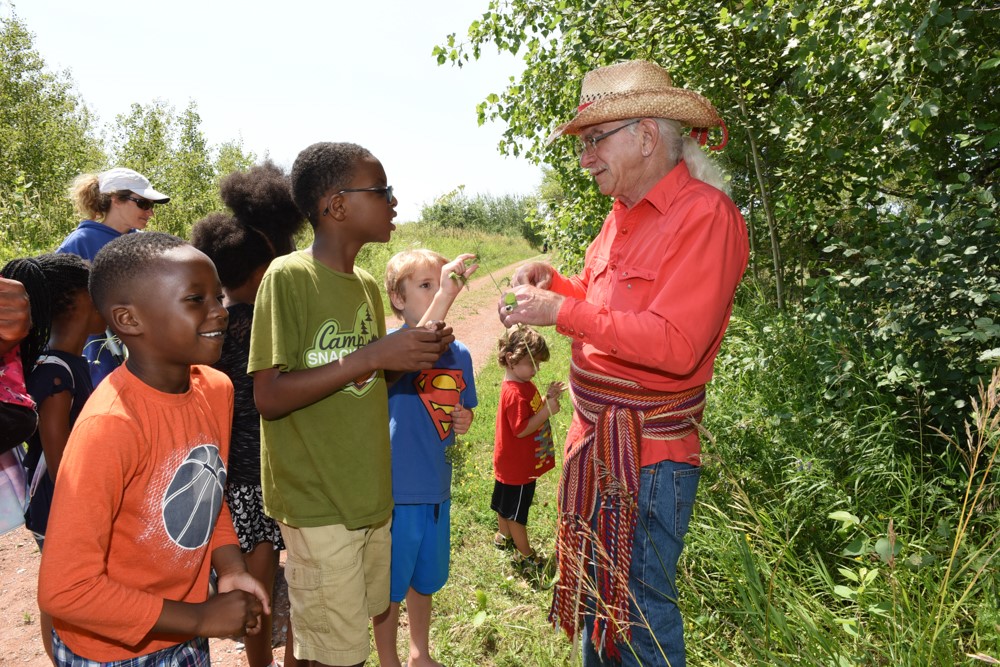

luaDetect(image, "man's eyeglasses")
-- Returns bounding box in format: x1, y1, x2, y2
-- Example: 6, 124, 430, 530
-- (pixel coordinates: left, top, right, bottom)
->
576, 119, 642, 156
123, 195, 156, 211
323, 185, 394, 216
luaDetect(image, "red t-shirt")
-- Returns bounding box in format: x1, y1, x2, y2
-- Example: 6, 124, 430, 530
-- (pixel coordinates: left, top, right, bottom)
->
493, 379, 556, 485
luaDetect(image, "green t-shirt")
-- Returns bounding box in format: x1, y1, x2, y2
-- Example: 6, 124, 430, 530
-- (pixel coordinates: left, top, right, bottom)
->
248, 251, 391, 529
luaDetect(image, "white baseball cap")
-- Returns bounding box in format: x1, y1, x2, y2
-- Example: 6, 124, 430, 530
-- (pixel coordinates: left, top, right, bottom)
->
98, 167, 170, 203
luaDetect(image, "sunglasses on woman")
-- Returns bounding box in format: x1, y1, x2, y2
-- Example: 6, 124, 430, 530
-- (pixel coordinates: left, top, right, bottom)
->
123, 195, 156, 211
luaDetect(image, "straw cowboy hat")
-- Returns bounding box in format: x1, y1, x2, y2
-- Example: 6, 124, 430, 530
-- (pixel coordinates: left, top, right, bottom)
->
548, 60, 726, 146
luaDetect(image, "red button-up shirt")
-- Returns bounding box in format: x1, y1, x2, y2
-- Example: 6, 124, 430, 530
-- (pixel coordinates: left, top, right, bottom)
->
551, 160, 749, 467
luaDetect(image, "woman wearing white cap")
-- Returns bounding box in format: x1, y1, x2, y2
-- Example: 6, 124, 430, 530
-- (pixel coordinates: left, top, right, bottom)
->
56, 167, 170, 385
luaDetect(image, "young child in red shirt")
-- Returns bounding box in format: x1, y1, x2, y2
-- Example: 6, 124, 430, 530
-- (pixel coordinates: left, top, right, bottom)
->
492, 326, 565, 568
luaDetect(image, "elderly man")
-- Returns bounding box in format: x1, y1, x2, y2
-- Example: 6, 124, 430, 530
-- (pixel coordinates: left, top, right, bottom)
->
499, 60, 749, 666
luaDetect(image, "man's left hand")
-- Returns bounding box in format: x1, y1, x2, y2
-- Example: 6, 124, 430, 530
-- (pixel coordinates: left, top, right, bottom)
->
498, 285, 564, 328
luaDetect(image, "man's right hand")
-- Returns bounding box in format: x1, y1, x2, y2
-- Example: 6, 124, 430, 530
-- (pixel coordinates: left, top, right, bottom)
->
511, 261, 554, 289
0, 277, 30, 356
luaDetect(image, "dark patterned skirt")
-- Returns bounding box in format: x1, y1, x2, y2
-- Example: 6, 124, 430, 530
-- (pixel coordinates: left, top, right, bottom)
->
225, 483, 285, 553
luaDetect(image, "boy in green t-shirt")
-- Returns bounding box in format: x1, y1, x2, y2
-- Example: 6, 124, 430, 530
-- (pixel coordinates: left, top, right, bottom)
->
248, 142, 453, 667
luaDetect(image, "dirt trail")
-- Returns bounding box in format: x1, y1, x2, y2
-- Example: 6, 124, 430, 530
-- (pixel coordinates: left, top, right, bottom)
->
0, 258, 535, 665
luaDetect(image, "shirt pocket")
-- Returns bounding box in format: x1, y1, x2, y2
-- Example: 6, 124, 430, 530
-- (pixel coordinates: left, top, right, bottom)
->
587, 255, 611, 306
614, 265, 658, 311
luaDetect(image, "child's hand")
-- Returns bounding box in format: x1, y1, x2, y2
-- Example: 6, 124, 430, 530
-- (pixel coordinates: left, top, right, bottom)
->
374, 321, 455, 371
217, 570, 271, 616
545, 395, 562, 417
442, 253, 479, 296
546, 381, 567, 401
195, 590, 265, 638
452, 403, 474, 435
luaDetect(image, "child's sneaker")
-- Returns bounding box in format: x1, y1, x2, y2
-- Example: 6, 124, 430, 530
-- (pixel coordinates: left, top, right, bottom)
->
494, 532, 514, 550
515, 549, 547, 570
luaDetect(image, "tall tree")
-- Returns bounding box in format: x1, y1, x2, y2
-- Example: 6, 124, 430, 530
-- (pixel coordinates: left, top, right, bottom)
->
0, 13, 104, 258
109, 100, 256, 238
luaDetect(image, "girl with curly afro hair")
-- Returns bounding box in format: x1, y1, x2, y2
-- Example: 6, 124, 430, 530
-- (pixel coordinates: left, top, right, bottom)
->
191, 160, 306, 667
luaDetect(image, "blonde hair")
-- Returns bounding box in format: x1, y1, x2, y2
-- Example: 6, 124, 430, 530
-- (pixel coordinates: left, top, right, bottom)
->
497, 326, 550, 367
69, 173, 113, 221
384, 248, 448, 317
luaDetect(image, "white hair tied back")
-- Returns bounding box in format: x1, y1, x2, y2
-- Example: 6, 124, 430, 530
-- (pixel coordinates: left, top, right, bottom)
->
647, 118, 730, 194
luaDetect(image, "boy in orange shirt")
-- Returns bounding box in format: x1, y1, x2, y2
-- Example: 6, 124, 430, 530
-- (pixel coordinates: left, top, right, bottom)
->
38, 232, 269, 666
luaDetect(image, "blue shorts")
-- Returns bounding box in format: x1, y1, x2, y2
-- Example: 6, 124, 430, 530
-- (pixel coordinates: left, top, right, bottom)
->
389, 501, 451, 602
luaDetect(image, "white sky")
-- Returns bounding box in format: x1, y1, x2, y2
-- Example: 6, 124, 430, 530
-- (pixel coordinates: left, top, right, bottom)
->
6, 0, 544, 222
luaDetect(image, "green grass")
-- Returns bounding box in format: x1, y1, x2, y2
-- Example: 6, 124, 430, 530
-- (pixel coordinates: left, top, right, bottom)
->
354, 221, 539, 280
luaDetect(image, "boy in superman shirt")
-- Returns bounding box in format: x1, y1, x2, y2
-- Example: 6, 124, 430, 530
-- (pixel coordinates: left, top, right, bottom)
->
373, 249, 479, 667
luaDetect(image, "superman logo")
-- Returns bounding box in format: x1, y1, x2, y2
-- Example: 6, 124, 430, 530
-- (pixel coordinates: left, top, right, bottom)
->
413, 369, 466, 440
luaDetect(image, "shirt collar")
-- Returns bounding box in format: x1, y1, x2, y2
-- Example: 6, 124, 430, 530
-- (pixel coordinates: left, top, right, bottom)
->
612, 160, 692, 216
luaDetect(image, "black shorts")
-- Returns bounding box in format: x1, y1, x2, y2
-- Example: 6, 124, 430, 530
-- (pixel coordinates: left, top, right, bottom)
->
491, 480, 536, 526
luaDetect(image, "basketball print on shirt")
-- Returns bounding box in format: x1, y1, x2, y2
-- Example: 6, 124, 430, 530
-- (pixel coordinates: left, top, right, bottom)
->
162, 443, 227, 549
303, 302, 380, 397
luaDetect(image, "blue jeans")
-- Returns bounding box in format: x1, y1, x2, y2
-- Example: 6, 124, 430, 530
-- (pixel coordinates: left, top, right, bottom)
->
583, 459, 701, 667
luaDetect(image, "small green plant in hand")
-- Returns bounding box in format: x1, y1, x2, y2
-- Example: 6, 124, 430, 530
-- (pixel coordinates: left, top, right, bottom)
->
504, 292, 517, 312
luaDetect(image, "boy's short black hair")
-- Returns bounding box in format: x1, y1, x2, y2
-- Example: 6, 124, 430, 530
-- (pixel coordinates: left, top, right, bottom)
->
90, 232, 187, 313
290, 142, 373, 227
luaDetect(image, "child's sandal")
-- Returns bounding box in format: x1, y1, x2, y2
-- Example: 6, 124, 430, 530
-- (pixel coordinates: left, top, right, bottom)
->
493, 532, 513, 550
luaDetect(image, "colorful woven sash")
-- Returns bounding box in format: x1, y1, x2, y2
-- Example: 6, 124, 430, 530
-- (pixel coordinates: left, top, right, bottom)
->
549, 362, 706, 659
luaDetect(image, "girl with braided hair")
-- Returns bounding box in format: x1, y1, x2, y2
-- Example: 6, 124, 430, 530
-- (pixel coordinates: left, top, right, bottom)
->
0, 253, 105, 661
191, 160, 305, 667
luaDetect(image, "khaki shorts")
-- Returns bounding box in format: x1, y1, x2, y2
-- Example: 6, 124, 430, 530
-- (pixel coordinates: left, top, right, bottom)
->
279, 518, 391, 665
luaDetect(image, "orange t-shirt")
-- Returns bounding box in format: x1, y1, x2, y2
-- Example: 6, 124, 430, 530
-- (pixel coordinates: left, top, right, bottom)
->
552, 161, 749, 467
38, 364, 237, 661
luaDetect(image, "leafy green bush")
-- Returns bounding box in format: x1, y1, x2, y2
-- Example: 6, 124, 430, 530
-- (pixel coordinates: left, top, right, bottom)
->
810, 182, 1000, 439
685, 297, 1000, 665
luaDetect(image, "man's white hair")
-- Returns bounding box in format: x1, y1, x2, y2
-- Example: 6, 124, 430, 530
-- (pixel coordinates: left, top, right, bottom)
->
630, 118, 730, 194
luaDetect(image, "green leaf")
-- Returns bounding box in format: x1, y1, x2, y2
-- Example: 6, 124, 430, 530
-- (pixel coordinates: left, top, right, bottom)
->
833, 585, 857, 599
875, 537, 901, 563
829, 511, 860, 524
